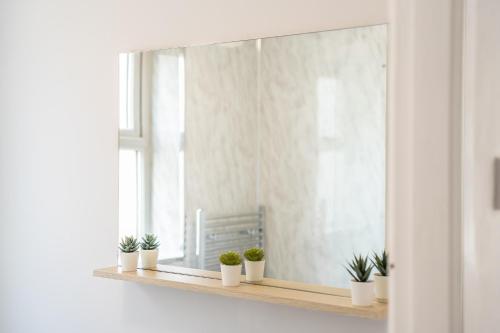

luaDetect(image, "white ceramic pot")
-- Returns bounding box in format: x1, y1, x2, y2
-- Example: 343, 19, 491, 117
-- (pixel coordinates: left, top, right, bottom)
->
374, 274, 388, 303
244, 260, 265, 282
120, 251, 139, 272
220, 264, 242, 287
140, 249, 159, 269
350, 280, 375, 306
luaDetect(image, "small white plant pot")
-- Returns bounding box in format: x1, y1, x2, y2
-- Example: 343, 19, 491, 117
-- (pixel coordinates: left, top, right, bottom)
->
220, 264, 242, 287
374, 274, 389, 303
350, 280, 375, 306
244, 260, 265, 282
140, 249, 159, 269
120, 251, 139, 272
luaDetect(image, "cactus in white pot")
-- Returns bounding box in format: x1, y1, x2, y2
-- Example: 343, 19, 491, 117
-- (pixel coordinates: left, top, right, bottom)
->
219, 251, 242, 287
140, 234, 160, 269
119, 236, 140, 272
243, 247, 265, 282
371, 250, 389, 303
346, 254, 374, 306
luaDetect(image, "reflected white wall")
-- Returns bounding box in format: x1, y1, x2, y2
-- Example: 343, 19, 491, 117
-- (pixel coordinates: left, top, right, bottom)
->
148, 49, 184, 259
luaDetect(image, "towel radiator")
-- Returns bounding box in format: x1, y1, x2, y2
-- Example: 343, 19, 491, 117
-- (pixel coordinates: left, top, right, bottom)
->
195, 206, 265, 271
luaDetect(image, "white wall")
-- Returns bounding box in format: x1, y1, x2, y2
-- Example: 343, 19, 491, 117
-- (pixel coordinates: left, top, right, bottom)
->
463, 0, 500, 332
387, 0, 463, 332
0, 1, 388, 332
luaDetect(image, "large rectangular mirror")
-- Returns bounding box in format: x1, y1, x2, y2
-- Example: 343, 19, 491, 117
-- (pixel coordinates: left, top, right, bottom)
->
118, 24, 387, 289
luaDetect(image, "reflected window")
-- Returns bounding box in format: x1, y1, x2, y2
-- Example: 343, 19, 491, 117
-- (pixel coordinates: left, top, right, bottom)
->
118, 51, 185, 261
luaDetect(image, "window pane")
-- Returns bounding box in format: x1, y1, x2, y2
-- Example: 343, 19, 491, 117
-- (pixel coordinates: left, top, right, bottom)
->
119, 149, 138, 239
119, 53, 138, 131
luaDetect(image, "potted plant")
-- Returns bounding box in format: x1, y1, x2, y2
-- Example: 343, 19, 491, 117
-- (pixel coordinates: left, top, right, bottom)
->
219, 251, 242, 287
140, 234, 160, 269
346, 254, 374, 306
119, 236, 140, 272
371, 250, 389, 303
243, 247, 265, 282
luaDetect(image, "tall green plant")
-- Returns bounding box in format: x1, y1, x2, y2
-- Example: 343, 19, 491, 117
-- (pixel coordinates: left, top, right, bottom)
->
119, 236, 139, 253
371, 250, 388, 276
345, 254, 373, 282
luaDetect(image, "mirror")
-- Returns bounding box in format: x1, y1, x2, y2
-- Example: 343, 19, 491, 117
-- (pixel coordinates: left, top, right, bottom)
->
118, 24, 387, 289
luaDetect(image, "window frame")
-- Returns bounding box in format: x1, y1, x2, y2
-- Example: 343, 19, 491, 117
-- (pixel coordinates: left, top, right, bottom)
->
119, 52, 150, 238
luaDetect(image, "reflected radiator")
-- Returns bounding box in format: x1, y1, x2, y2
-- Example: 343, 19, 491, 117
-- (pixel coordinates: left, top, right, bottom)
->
195, 206, 265, 271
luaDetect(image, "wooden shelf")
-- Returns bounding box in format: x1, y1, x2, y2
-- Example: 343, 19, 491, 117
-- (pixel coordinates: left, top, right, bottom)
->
93, 265, 387, 320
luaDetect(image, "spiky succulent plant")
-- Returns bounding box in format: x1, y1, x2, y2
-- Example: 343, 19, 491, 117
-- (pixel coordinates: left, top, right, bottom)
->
140, 234, 160, 250
119, 236, 139, 253
346, 254, 373, 282
244, 247, 264, 261
219, 251, 242, 266
371, 250, 388, 276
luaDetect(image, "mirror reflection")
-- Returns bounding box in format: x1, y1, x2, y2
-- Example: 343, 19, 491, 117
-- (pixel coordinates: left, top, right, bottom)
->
119, 24, 387, 288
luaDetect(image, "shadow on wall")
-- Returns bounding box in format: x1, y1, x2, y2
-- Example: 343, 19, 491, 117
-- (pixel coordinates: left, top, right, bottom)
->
120, 282, 387, 333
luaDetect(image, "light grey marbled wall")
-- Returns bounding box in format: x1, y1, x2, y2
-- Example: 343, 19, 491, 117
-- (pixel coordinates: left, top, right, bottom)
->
184, 40, 260, 262
259, 25, 387, 287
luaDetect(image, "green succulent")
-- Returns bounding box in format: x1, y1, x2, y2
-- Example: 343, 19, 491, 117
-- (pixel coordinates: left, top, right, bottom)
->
371, 250, 388, 276
119, 236, 139, 253
140, 234, 160, 250
346, 254, 374, 282
219, 251, 242, 266
244, 247, 264, 262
